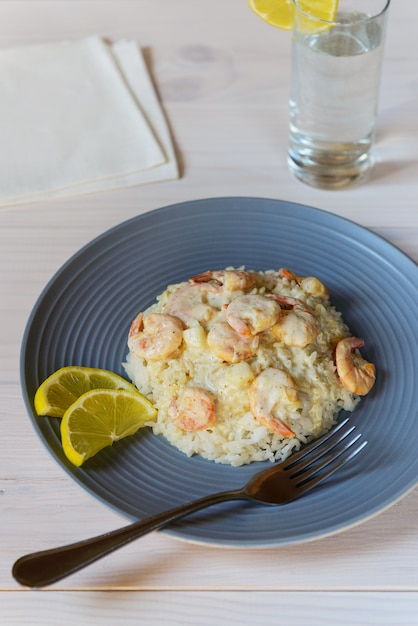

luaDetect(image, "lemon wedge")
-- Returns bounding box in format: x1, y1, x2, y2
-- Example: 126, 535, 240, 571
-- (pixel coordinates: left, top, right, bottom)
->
248, 0, 295, 30
248, 0, 338, 30
34, 366, 139, 418
60, 388, 157, 466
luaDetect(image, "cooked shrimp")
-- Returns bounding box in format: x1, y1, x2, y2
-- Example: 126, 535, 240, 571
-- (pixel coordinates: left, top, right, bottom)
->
335, 336, 376, 395
128, 312, 183, 361
168, 386, 216, 431
207, 321, 259, 363
190, 269, 256, 292
279, 268, 329, 298
248, 368, 301, 438
163, 282, 221, 326
270, 295, 319, 348
225, 294, 281, 338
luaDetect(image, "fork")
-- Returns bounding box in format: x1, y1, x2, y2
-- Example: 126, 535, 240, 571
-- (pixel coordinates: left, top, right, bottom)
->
12, 417, 366, 588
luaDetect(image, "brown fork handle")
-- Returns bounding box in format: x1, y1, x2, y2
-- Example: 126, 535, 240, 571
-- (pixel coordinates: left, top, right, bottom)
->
12, 489, 243, 588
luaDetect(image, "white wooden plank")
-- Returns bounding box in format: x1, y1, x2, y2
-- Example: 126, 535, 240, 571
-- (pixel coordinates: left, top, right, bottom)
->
1, 592, 418, 626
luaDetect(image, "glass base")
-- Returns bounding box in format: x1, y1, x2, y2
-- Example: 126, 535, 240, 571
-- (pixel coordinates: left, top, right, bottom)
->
288, 136, 373, 190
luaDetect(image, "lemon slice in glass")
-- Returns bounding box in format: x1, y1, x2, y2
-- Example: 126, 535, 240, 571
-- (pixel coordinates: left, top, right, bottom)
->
248, 0, 338, 30
60, 388, 157, 466
34, 366, 139, 418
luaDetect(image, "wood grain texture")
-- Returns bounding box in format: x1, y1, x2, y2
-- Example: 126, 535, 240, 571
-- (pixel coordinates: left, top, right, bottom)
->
1, 592, 418, 626
1, 0, 417, 623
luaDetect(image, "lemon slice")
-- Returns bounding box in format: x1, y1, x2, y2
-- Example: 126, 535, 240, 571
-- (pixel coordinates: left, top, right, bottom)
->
248, 0, 338, 30
60, 388, 157, 466
248, 0, 295, 30
34, 366, 139, 417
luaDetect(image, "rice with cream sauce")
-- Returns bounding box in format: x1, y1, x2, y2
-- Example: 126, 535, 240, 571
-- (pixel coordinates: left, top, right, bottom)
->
124, 268, 360, 466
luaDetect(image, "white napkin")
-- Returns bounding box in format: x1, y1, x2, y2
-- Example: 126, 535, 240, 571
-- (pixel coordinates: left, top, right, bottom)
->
0, 35, 178, 207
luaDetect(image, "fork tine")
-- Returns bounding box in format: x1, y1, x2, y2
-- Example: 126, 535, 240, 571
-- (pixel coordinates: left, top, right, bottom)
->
288, 425, 358, 476
281, 417, 352, 471
295, 437, 368, 496
291, 430, 362, 481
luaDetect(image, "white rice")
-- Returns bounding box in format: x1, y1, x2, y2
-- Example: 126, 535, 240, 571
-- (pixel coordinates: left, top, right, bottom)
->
124, 268, 359, 466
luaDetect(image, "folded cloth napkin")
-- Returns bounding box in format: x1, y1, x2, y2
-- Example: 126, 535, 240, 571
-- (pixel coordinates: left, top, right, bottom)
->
0, 35, 178, 207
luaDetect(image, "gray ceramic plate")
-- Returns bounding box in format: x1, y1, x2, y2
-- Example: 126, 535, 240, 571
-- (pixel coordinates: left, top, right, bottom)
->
21, 197, 418, 547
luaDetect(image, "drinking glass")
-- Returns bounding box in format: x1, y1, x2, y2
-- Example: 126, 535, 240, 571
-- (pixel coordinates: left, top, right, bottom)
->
288, 0, 390, 189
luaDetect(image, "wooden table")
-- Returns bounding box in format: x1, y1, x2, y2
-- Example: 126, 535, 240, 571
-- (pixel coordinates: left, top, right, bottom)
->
1, 1, 417, 624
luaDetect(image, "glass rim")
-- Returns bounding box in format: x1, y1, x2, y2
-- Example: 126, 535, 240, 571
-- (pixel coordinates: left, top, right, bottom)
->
292, 0, 391, 26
